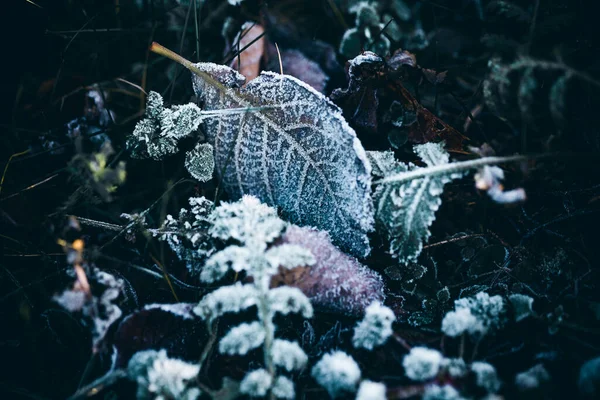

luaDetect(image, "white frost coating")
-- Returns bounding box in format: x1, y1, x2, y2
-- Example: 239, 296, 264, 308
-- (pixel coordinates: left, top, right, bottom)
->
272, 339, 309, 371
192, 63, 374, 258
509, 293, 535, 322
349, 51, 384, 70
402, 347, 443, 381
185, 142, 215, 182
353, 301, 396, 350
218, 321, 266, 355
441, 307, 482, 337
368, 144, 463, 264
422, 384, 463, 400
240, 369, 273, 397
452, 292, 506, 336
471, 362, 501, 393
440, 358, 467, 378
272, 376, 295, 399
311, 351, 361, 397
265, 244, 315, 269
143, 303, 195, 319
268, 287, 314, 318
356, 380, 387, 400
193, 282, 258, 321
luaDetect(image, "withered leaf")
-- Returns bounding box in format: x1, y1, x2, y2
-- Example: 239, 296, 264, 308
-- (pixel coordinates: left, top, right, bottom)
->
229, 22, 265, 83
190, 61, 374, 258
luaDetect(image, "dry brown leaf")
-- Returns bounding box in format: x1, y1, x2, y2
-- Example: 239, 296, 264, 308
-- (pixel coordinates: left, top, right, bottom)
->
229, 22, 265, 83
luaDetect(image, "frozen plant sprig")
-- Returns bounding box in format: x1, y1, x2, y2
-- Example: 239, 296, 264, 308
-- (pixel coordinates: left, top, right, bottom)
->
441, 291, 506, 338
402, 347, 443, 381
193, 196, 315, 399
352, 301, 396, 350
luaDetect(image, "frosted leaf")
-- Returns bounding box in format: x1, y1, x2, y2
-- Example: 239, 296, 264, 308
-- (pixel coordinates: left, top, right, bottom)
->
509, 293, 535, 322
53, 289, 86, 312
200, 245, 253, 283
240, 369, 272, 397
356, 380, 387, 400
145, 90, 164, 119
209, 195, 285, 247
273, 225, 385, 315
192, 65, 374, 258
402, 347, 443, 381
311, 351, 361, 398
193, 282, 258, 321
271, 339, 308, 371
422, 384, 464, 400
440, 358, 468, 378
265, 244, 316, 269
268, 286, 314, 318
219, 321, 265, 355
515, 364, 550, 391
370, 143, 463, 264
185, 142, 215, 182
352, 301, 396, 350
272, 376, 295, 399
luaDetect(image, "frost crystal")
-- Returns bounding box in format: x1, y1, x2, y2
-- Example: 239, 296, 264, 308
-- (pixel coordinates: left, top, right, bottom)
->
272, 339, 309, 371
240, 369, 273, 397
402, 347, 443, 381
311, 351, 361, 398
272, 376, 295, 399
515, 363, 550, 391
185, 142, 215, 182
471, 362, 501, 393
353, 301, 396, 350
356, 380, 387, 400
268, 287, 314, 318
440, 358, 468, 378
127, 349, 200, 400
219, 321, 266, 355
422, 384, 463, 400
192, 63, 374, 258
193, 282, 258, 321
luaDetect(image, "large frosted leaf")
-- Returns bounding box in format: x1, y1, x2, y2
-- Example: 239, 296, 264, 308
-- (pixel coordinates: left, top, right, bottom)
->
191, 66, 374, 257
368, 143, 462, 264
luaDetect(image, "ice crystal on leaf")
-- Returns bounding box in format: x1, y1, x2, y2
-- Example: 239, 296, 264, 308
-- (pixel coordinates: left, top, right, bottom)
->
402, 347, 443, 381
311, 351, 362, 398
422, 384, 464, 400
509, 293, 535, 322
272, 376, 296, 399
192, 63, 374, 258
218, 321, 266, 355
240, 369, 272, 397
353, 301, 396, 350
368, 144, 463, 264
471, 361, 501, 393
442, 292, 506, 338
272, 339, 309, 371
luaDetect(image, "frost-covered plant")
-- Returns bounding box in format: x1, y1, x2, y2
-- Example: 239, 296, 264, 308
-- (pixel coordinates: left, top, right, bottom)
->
156, 196, 214, 274
422, 384, 464, 400
311, 351, 362, 398
127, 349, 201, 400
356, 380, 387, 400
441, 292, 506, 338
402, 347, 443, 381
471, 362, 501, 393
192, 196, 314, 398
509, 293, 536, 322
352, 301, 396, 350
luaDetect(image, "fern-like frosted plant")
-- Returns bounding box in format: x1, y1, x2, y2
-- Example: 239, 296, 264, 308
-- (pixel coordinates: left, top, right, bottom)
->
192, 196, 315, 399
370, 143, 529, 265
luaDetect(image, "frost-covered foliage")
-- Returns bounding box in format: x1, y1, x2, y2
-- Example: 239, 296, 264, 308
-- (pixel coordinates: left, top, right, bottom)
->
356, 380, 387, 400
471, 361, 501, 393
368, 144, 463, 265
422, 384, 463, 400
579, 356, 600, 398
352, 301, 396, 350
275, 225, 385, 315
191, 62, 374, 258
311, 351, 362, 398
192, 196, 314, 398
127, 91, 204, 160
515, 363, 550, 392
441, 292, 506, 337
54, 267, 124, 350
157, 196, 214, 274
402, 347, 443, 381
185, 142, 215, 182
127, 349, 201, 400
339, 2, 391, 58
509, 293, 535, 321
